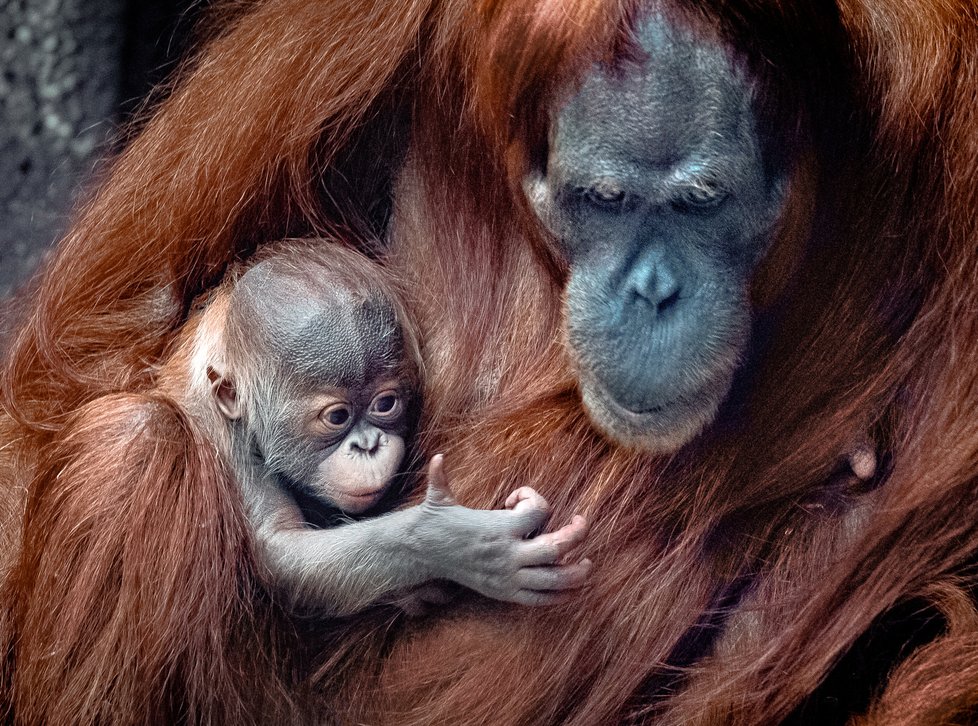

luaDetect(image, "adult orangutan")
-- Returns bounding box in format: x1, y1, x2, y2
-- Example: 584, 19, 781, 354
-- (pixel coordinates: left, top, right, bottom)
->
3, 0, 978, 724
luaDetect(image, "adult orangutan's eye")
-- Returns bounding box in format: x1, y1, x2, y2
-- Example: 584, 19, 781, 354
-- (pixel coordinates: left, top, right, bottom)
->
674, 181, 728, 211
584, 179, 626, 210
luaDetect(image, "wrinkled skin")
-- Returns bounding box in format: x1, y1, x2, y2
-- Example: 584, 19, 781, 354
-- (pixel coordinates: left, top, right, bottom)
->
528, 14, 787, 452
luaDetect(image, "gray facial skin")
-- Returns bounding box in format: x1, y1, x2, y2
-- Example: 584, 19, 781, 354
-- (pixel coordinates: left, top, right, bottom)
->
249, 291, 412, 515
527, 12, 786, 452
202, 250, 593, 616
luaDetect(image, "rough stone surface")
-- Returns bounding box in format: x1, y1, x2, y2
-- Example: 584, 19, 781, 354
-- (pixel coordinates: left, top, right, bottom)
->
0, 0, 123, 302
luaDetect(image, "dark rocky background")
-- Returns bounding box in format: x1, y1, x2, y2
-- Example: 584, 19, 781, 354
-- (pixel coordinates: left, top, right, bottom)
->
0, 0, 203, 304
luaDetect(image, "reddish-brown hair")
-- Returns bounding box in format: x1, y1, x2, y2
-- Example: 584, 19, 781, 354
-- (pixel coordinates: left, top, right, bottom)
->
3, 0, 978, 723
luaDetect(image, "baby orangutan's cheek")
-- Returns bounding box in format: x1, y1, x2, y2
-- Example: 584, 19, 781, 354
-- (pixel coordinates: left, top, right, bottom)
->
315, 434, 406, 514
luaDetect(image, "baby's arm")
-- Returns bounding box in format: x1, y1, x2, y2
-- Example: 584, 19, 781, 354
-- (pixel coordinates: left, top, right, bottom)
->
247, 455, 591, 615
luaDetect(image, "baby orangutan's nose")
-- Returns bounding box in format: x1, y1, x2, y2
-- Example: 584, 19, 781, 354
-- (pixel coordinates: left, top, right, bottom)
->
347, 428, 382, 456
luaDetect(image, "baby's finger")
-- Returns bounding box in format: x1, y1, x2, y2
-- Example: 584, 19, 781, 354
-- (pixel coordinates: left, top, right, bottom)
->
516, 560, 592, 591
517, 515, 589, 565
505, 486, 540, 510
507, 499, 551, 536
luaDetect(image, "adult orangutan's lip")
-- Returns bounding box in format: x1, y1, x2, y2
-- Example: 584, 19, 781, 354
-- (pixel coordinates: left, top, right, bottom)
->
623, 400, 672, 415
588, 372, 693, 423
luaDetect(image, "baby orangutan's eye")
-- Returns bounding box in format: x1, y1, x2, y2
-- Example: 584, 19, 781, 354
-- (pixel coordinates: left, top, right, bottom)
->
369, 391, 402, 419
320, 403, 352, 431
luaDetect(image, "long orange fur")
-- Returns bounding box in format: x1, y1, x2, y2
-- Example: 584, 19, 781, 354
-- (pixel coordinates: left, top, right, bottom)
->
3, 0, 978, 723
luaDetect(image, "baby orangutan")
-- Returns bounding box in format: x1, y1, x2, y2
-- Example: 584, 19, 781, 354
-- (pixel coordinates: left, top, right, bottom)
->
157, 240, 592, 615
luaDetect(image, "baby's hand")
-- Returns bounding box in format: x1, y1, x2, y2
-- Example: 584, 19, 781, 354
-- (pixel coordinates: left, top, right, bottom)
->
418, 457, 593, 605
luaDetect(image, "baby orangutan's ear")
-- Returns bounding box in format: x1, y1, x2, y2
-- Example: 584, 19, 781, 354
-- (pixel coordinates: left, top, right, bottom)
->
207, 364, 241, 420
